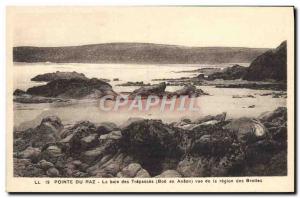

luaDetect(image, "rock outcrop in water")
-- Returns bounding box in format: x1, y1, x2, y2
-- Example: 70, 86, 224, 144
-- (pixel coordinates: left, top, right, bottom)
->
14, 107, 287, 177
243, 41, 287, 81
31, 71, 88, 82
26, 78, 118, 99
128, 82, 167, 99
128, 83, 208, 99
207, 65, 247, 80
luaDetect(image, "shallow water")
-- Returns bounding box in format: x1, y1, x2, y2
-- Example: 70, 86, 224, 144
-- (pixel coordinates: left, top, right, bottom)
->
13, 63, 286, 130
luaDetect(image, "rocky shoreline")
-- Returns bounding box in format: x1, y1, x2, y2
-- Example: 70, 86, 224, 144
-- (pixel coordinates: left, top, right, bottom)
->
14, 107, 287, 178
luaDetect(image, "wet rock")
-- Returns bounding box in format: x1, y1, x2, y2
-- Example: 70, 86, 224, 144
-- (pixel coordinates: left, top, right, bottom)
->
31, 71, 88, 82
128, 82, 166, 99
46, 167, 60, 177
155, 170, 182, 178
224, 118, 267, 143
26, 78, 118, 99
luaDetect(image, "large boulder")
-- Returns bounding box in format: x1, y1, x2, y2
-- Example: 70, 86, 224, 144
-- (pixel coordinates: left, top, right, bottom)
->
223, 117, 267, 143
121, 119, 182, 175
31, 71, 88, 82
26, 78, 118, 99
243, 41, 287, 81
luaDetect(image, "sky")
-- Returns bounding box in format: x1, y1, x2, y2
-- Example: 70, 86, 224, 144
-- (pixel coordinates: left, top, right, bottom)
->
8, 6, 294, 48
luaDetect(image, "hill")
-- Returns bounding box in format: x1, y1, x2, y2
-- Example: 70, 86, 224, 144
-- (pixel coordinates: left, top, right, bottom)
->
13, 42, 268, 64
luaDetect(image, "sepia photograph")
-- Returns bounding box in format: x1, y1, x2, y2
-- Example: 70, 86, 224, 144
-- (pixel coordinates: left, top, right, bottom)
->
6, 6, 295, 192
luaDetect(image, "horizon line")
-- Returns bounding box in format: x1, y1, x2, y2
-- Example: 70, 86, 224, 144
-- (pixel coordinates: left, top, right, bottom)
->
13, 41, 275, 49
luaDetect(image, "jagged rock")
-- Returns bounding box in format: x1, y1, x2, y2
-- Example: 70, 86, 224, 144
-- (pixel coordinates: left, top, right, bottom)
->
46, 167, 60, 177
224, 118, 267, 143
155, 170, 182, 178
243, 41, 287, 81
26, 78, 118, 99
128, 82, 166, 99
31, 71, 88, 82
